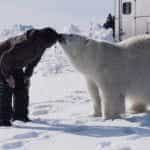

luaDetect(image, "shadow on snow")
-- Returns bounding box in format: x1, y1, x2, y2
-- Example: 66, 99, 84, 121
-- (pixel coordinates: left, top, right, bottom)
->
13, 114, 150, 138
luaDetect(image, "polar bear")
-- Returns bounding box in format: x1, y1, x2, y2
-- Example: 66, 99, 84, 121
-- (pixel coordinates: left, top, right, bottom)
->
58, 33, 150, 119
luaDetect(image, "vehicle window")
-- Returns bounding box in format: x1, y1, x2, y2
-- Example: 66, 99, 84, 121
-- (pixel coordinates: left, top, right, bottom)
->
122, 2, 132, 15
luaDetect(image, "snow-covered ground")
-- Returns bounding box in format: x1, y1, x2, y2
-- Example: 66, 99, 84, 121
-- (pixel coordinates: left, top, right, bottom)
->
0, 24, 149, 150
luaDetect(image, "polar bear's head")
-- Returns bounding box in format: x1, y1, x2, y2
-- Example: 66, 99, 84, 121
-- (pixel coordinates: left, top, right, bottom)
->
58, 33, 89, 58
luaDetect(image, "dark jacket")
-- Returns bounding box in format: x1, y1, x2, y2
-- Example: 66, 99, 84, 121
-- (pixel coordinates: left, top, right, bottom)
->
0, 27, 58, 80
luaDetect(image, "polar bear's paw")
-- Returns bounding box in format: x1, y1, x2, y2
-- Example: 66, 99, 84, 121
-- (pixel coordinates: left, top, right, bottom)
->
131, 103, 146, 114
93, 112, 102, 117
103, 112, 122, 120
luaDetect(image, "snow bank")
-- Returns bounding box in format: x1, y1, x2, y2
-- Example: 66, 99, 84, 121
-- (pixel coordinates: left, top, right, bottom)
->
62, 23, 114, 42
0, 24, 33, 41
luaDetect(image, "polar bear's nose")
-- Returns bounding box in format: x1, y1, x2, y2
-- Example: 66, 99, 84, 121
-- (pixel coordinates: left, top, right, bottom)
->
58, 34, 66, 43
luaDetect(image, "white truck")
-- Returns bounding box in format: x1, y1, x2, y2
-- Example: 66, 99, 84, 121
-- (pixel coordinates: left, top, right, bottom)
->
115, 0, 150, 41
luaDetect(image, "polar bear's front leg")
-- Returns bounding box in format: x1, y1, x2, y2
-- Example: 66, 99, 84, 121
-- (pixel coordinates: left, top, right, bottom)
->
102, 85, 125, 119
86, 78, 102, 116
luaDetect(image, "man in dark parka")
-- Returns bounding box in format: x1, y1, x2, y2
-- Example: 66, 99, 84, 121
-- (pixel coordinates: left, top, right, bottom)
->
0, 27, 58, 126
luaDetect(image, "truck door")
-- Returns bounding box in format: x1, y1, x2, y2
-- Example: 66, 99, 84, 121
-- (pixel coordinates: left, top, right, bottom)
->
135, 0, 150, 35
121, 0, 135, 40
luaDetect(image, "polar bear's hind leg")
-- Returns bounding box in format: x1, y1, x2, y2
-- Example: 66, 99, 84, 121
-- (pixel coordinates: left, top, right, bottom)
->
102, 86, 125, 119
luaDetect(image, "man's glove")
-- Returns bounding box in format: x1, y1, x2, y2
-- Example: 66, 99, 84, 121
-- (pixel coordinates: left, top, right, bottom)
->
6, 75, 15, 88
24, 76, 30, 87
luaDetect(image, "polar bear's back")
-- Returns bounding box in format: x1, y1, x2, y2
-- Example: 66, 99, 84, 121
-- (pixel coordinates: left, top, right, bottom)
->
118, 34, 150, 50
118, 35, 150, 103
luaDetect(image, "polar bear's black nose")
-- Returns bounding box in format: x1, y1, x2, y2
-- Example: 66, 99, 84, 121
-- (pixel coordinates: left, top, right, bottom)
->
58, 34, 66, 43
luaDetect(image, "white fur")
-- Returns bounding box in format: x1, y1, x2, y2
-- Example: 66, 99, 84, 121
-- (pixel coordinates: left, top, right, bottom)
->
59, 34, 150, 119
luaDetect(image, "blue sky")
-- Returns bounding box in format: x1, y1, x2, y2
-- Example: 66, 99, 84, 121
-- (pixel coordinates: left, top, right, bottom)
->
0, 0, 114, 30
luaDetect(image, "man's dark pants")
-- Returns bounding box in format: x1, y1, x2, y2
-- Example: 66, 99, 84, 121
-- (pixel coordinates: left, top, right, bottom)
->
0, 69, 29, 125
0, 74, 12, 123
13, 69, 29, 121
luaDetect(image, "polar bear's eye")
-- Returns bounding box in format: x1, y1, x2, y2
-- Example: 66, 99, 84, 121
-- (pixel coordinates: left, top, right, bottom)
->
70, 34, 73, 38
85, 39, 89, 45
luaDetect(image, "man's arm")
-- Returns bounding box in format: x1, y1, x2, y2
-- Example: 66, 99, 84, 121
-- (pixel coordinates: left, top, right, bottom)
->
0, 50, 14, 79
0, 49, 16, 88
24, 56, 42, 78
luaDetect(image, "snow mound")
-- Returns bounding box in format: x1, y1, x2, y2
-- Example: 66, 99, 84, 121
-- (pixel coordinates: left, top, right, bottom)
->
62, 22, 114, 42
0, 24, 33, 40
87, 22, 114, 41
63, 24, 81, 34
